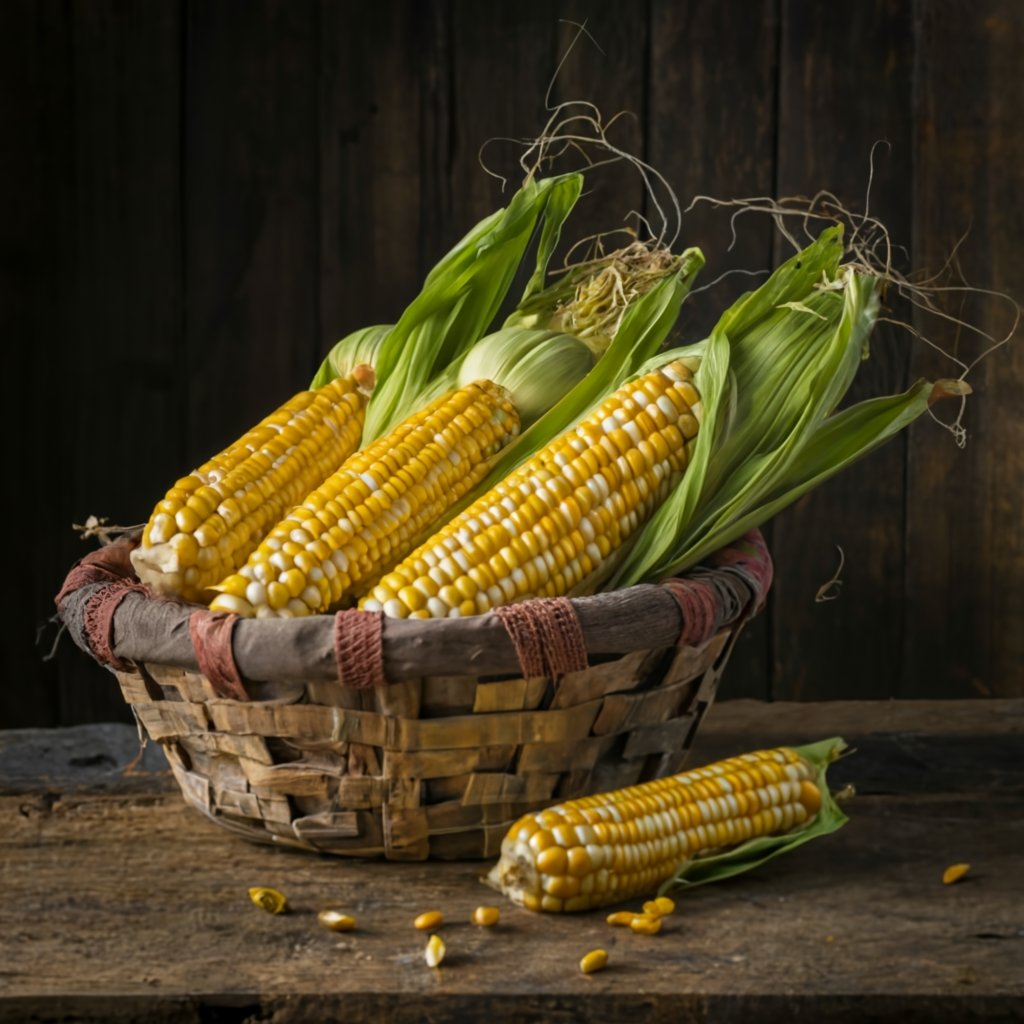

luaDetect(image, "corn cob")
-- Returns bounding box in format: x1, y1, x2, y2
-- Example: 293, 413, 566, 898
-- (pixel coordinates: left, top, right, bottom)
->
488, 746, 823, 913
208, 381, 519, 618
131, 372, 370, 602
360, 358, 701, 618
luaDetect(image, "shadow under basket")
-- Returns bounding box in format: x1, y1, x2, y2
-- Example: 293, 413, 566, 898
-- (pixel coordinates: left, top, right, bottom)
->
56, 530, 772, 861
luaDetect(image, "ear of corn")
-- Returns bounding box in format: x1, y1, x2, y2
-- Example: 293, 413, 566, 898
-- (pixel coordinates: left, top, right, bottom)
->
131, 372, 370, 602
487, 738, 848, 913
360, 358, 702, 618
209, 380, 520, 618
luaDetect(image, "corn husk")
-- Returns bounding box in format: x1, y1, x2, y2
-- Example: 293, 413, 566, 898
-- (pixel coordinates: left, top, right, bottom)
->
610, 227, 950, 588
361, 173, 584, 440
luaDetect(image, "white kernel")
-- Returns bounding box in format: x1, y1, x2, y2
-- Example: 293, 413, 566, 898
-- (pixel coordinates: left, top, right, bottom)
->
301, 586, 321, 608
487, 584, 504, 606
245, 582, 267, 607
361, 598, 382, 612
427, 597, 448, 618
452, 549, 470, 572
383, 599, 404, 618
290, 528, 314, 546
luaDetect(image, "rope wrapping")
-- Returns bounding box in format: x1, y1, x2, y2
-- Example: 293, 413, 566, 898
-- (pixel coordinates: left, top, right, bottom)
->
333, 609, 386, 689
493, 597, 589, 678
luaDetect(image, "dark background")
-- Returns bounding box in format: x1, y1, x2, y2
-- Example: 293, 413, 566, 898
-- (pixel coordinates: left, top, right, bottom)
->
4, 0, 1021, 728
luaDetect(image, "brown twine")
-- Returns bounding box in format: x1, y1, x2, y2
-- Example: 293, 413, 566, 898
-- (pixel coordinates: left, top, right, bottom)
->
81, 579, 149, 671
333, 609, 386, 689
493, 597, 588, 678
661, 577, 721, 649
188, 611, 248, 701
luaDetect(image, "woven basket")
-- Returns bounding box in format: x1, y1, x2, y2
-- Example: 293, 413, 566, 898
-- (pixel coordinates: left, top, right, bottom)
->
56, 531, 771, 860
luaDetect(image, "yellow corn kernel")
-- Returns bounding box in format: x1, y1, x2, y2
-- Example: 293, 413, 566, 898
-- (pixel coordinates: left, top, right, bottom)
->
247, 886, 287, 914
606, 911, 638, 927
579, 949, 609, 975
642, 896, 676, 917
414, 910, 444, 931
629, 915, 662, 935
317, 910, 357, 931
424, 934, 445, 968
943, 863, 970, 885
471, 906, 500, 927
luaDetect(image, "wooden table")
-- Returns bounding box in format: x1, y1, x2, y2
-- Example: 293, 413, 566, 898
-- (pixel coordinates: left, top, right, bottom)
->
2, 699, 1022, 1022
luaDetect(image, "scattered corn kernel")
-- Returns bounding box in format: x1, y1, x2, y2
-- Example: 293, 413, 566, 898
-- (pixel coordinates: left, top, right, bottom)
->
643, 896, 676, 917
414, 909, 445, 931
579, 949, 609, 974
629, 914, 662, 935
424, 933, 446, 968
943, 863, 971, 885
317, 909, 357, 931
606, 911, 638, 927
247, 886, 287, 914
471, 906, 500, 927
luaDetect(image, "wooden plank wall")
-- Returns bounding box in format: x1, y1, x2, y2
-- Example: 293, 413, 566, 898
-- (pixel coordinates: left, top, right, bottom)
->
4, 0, 1021, 727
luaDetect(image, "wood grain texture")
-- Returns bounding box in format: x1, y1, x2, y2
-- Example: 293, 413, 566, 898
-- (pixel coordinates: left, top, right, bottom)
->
183, 0, 321, 468
770, 0, 915, 700
3, 0, 67, 728
2, 700, 1022, 1022
318, 1, 441, 349
904, 0, 1024, 699
647, 0, 780, 700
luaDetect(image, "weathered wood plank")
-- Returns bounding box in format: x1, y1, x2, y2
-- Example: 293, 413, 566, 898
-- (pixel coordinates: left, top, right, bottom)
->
2, 0, 69, 728
647, 0, 781, 701
904, 0, 1024, 699
1, 700, 1022, 1022
183, 0, 321, 467
770, 0, 915, 700
50, 0, 184, 726
318, 1, 439, 353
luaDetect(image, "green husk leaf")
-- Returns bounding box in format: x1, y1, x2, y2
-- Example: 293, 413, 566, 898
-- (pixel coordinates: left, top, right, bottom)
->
310, 324, 392, 389
658, 737, 849, 895
610, 227, 905, 588
655, 378, 937, 573
362, 173, 584, 441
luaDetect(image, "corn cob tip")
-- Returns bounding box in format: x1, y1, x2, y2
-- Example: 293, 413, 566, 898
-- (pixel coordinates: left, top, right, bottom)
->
350, 363, 376, 394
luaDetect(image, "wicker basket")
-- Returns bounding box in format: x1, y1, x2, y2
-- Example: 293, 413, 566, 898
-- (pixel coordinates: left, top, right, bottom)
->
56, 531, 771, 860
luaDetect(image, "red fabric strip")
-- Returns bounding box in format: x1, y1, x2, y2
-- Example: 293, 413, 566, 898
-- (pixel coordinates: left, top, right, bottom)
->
82, 580, 149, 671
188, 611, 248, 701
494, 598, 589, 678
333, 609, 386, 689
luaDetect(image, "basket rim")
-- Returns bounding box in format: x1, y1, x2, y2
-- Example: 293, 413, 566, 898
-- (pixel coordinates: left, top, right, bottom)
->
57, 530, 771, 685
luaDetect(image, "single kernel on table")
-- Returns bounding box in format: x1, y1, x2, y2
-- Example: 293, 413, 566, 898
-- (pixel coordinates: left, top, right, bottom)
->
471, 906, 500, 927
414, 910, 445, 931
318, 910, 357, 932
606, 911, 638, 927
629, 915, 663, 936
424, 934, 446, 968
580, 949, 609, 975
943, 863, 971, 885
247, 886, 287, 915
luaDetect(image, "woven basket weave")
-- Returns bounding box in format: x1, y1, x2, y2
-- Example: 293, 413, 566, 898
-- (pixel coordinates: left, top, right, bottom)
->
57, 531, 771, 861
